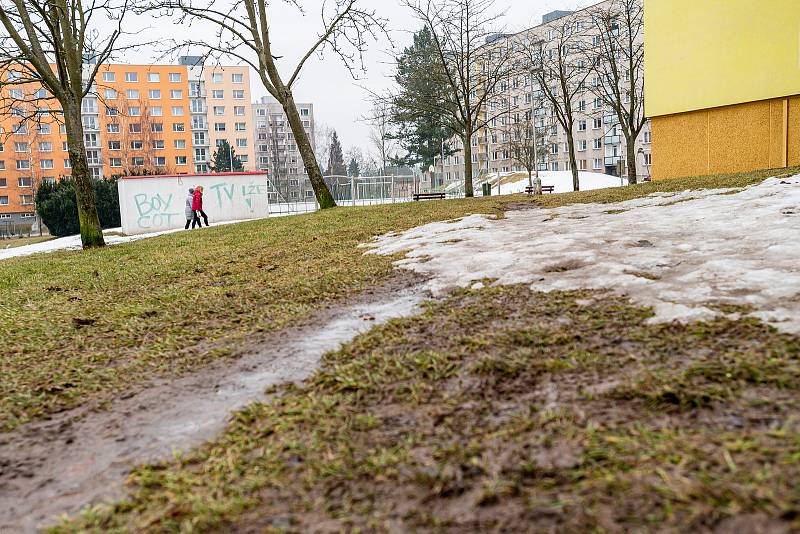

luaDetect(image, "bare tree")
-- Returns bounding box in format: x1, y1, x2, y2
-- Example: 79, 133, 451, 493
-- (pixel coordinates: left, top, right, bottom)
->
507, 110, 546, 194
154, 0, 388, 209
363, 97, 395, 176
586, 0, 645, 185
0, 0, 135, 247
314, 123, 334, 173
401, 0, 514, 197
518, 14, 591, 192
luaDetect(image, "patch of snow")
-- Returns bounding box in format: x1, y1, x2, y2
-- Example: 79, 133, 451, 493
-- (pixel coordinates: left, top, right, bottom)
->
446, 170, 624, 196
367, 176, 800, 333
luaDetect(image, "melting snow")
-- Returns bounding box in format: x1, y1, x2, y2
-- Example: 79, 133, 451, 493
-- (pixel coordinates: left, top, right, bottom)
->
367, 176, 800, 333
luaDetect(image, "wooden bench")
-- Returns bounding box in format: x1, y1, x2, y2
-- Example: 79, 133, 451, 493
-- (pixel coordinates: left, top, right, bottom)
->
413, 192, 446, 201
525, 185, 555, 195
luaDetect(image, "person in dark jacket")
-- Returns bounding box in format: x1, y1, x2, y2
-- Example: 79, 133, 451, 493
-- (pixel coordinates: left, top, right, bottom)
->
192, 186, 209, 227
184, 188, 201, 229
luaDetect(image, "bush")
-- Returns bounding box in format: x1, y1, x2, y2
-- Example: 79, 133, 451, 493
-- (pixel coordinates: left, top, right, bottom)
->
36, 177, 121, 237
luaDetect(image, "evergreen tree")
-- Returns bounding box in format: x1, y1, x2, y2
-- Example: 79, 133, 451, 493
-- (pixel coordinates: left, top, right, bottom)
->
391, 27, 457, 169
209, 140, 245, 172
326, 131, 346, 175
347, 157, 361, 177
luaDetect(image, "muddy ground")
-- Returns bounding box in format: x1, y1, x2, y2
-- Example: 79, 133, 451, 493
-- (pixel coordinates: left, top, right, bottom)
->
0, 274, 425, 533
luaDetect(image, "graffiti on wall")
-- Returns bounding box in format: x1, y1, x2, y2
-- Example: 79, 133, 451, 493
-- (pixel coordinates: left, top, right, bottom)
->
134, 193, 179, 229
209, 181, 269, 211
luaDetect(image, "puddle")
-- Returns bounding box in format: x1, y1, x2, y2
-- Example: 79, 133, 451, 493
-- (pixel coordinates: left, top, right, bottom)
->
0, 285, 425, 533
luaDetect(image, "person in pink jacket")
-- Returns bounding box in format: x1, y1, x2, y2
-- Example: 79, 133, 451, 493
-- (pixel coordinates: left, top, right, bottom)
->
192, 186, 209, 227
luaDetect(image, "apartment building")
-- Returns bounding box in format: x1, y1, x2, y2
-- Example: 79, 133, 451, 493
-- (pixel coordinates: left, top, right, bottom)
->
441, 2, 652, 189
0, 59, 259, 226
252, 95, 316, 202
180, 58, 256, 172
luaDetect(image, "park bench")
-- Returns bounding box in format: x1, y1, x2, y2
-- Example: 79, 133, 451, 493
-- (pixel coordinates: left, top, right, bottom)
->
525, 185, 555, 195
413, 192, 446, 201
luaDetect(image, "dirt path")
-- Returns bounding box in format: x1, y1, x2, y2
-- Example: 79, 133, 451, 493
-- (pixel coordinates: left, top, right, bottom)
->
0, 277, 426, 533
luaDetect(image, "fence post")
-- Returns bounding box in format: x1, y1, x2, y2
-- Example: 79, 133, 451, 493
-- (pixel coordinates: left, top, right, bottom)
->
350, 176, 355, 207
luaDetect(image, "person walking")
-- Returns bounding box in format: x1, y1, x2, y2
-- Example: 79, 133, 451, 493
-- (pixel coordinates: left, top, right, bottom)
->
192, 185, 209, 227
184, 188, 201, 229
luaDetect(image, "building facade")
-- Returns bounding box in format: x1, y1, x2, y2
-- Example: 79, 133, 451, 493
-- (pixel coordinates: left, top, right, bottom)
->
646, 0, 799, 179
252, 95, 316, 202
0, 59, 264, 227
440, 2, 652, 190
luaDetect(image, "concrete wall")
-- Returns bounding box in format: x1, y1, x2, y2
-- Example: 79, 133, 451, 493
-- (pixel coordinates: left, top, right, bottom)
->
118, 172, 271, 235
652, 95, 799, 180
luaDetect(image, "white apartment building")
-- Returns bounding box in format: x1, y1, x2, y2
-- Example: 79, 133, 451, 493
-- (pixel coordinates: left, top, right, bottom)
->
252, 95, 316, 201
441, 2, 652, 188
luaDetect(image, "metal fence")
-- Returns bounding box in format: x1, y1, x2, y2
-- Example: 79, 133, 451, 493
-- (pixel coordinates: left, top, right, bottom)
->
264, 175, 434, 216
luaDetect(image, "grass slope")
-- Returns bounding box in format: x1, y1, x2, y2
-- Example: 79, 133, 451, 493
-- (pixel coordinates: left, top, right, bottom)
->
0, 165, 796, 433
55, 286, 800, 532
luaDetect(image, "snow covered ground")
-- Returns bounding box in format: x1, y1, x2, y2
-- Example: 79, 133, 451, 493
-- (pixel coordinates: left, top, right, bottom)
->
368, 175, 800, 333
446, 170, 624, 196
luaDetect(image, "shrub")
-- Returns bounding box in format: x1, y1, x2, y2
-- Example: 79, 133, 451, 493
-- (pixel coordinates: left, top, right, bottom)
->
36, 177, 121, 237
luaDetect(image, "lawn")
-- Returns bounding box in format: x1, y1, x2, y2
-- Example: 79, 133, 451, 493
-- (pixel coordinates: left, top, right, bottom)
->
1, 165, 798, 530
0, 235, 53, 249
0, 166, 796, 431
54, 285, 800, 532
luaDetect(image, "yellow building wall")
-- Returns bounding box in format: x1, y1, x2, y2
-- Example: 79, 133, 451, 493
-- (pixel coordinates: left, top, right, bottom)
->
652, 96, 799, 180
645, 0, 800, 117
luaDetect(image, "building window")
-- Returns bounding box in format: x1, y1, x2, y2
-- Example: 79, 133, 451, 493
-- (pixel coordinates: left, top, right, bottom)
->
173, 123, 185, 132
103, 71, 116, 82
235, 122, 246, 131
64, 159, 71, 168
125, 72, 138, 82
578, 140, 587, 151
300, 108, 310, 117
643, 153, 652, 165
593, 118, 602, 129
21, 194, 34, 205
107, 123, 120, 133
16, 160, 30, 170
37, 124, 51, 134
213, 106, 225, 116
126, 89, 140, 99
593, 138, 602, 149
104, 89, 117, 99
106, 107, 119, 116
130, 140, 144, 150
0, 178, 5, 187
40, 160, 54, 169
550, 162, 559, 171
151, 106, 163, 117
151, 123, 164, 133
644, 131, 651, 144
171, 106, 184, 116
175, 155, 187, 165
129, 123, 142, 133
129, 106, 141, 117
234, 106, 245, 116
232, 73, 243, 83
214, 122, 226, 132
110, 158, 122, 167
154, 156, 166, 166
18, 176, 32, 187
169, 72, 182, 83
152, 140, 165, 150
212, 73, 222, 83
148, 72, 160, 82
578, 120, 586, 132
593, 158, 602, 170
236, 138, 247, 148
0, 196, 7, 205
170, 89, 183, 100
149, 89, 161, 99
212, 90, 224, 99
108, 141, 121, 150
174, 139, 186, 149
232, 90, 244, 99
14, 142, 29, 152
39, 142, 53, 152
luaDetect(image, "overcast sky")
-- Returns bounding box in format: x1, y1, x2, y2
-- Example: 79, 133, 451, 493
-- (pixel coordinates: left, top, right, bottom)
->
130, 0, 596, 154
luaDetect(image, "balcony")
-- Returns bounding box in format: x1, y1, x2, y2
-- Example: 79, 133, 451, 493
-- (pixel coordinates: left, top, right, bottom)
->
604, 135, 621, 145
604, 156, 623, 166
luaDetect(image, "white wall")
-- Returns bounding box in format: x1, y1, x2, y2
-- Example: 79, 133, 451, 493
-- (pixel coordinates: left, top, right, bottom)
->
118, 173, 275, 235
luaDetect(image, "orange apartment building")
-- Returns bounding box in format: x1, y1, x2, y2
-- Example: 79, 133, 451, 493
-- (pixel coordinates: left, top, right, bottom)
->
0, 60, 257, 228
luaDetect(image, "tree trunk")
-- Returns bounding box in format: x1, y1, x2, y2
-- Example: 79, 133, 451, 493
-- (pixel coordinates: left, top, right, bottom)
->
626, 140, 638, 185
65, 104, 105, 248
281, 91, 337, 209
528, 169, 533, 189
566, 130, 580, 192
463, 135, 474, 197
